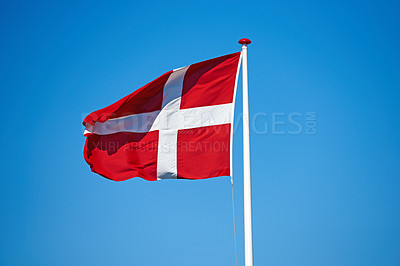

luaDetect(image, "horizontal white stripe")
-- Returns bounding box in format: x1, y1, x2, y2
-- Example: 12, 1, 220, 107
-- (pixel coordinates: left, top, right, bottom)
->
86, 110, 160, 135
84, 103, 233, 135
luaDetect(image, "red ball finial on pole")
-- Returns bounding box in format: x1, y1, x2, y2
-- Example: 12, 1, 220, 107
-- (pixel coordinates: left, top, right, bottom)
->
238, 38, 251, 45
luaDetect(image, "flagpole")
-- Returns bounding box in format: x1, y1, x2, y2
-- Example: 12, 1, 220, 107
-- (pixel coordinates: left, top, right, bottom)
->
239, 38, 253, 266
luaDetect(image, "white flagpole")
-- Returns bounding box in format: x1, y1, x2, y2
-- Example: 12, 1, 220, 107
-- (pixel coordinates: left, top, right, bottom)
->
239, 38, 253, 266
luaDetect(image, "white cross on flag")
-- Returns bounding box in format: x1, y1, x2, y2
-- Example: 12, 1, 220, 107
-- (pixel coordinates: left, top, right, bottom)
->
83, 52, 242, 181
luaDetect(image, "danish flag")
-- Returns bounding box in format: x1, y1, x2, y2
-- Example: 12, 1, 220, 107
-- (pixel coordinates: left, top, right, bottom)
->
83, 52, 242, 181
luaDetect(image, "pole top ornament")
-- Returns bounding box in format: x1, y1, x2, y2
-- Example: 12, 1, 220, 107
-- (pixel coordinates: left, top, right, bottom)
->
238, 38, 251, 45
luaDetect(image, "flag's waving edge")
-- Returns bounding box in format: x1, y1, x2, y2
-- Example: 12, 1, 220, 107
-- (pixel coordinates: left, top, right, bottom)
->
230, 53, 242, 177
83, 52, 242, 181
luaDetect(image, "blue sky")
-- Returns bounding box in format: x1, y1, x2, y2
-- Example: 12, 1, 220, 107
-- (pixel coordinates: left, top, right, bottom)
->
1, 0, 400, 265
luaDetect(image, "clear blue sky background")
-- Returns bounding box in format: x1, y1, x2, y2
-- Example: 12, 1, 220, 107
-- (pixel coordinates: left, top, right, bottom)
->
1, 0, 399, 265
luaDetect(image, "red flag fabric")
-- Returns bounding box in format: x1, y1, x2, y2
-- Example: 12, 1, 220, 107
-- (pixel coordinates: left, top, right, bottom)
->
83, 52, 242, 181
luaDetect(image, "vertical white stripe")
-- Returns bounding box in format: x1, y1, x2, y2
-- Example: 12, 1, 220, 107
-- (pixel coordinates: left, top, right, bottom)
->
157, 66, 189, 179
157, 130, 178, 179
161, 66, 189, 110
